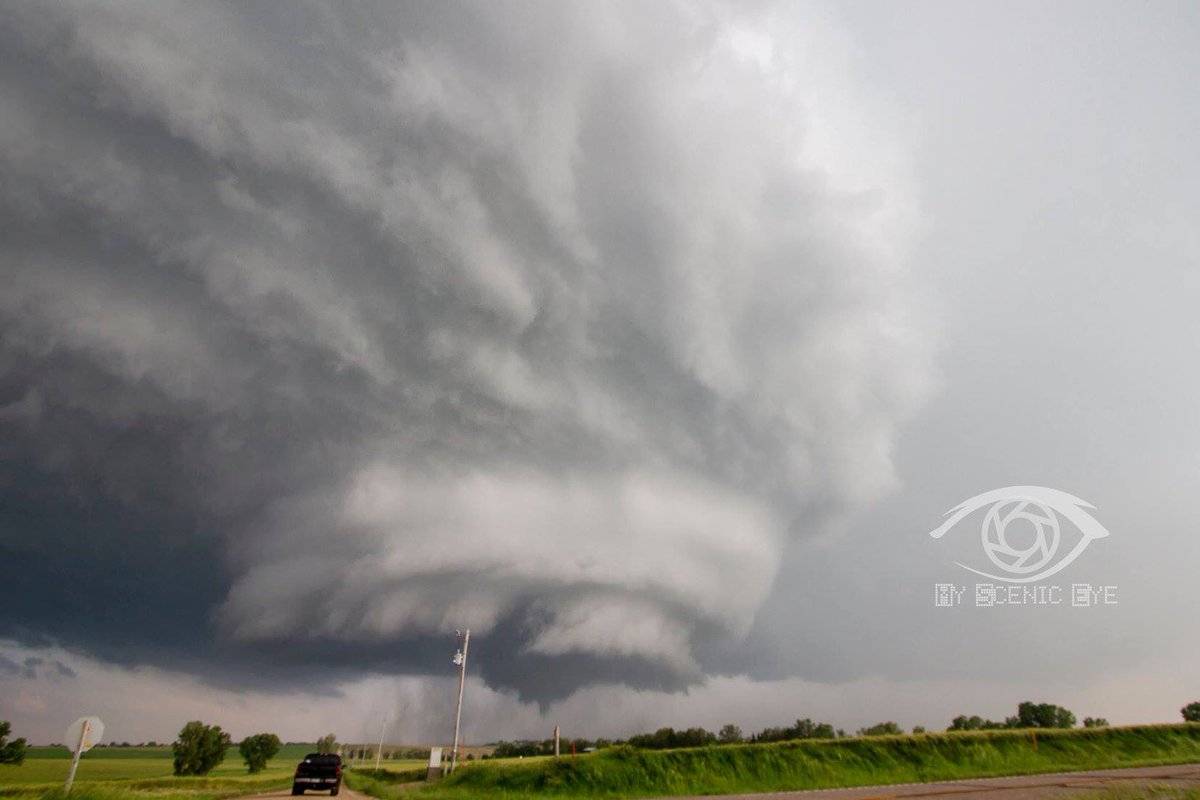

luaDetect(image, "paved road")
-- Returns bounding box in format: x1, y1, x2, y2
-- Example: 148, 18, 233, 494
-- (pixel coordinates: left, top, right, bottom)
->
661, 764, 1200, 800
234, 764, 1200, 800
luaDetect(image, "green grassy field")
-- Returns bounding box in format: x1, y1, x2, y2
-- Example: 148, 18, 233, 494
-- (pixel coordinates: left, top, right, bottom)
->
22, 750, 174, 761
0, 744, 429, 800
393, 723, 1200, 800
0, 745, 318, 786
0, 744, 323, 800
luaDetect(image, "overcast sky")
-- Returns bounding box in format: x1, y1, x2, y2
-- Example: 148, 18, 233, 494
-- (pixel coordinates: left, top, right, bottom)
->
2, 0, 1198, 746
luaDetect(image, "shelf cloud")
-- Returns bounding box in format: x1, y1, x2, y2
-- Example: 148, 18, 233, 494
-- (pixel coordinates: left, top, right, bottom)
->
0, 0, 928, 700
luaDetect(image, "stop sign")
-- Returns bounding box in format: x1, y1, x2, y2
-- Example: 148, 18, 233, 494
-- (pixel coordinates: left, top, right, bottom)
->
65, 717, 104, 754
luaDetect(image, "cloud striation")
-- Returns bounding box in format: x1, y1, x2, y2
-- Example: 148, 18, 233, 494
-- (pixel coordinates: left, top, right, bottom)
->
0, 0, 928, 700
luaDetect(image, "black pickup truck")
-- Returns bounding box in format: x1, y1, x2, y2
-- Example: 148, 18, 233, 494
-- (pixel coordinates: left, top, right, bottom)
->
291, 753, 342, 795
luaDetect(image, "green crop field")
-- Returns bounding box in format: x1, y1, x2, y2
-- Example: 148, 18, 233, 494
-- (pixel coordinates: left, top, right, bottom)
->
358, 723, 1200, 800
0, 744, 319, 800
22, 750, 171, 762
1, 744, 430, 800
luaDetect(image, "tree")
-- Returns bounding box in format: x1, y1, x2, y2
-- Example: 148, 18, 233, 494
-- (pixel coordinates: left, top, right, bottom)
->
857, 722, 902, 737
912, 726, 927, 734
947, 715, 1010, 731
1182, 702, 1200, 723
172, 721, 232, 776
793, 719, 836, 739
1015, 702, 1075, 729
717, 724, 743, 744
752, 718, 838, 743
0, 721, 27, 766
1082, 718, 1109, 728
626, 727, 716, 750
316, 733, 338, 754
239, 733, 282, 773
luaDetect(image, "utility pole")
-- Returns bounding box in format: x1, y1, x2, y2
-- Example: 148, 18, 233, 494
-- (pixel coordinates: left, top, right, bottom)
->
450, 629, 470, 773
554, 725, 560, 758
375, 715, 388, 771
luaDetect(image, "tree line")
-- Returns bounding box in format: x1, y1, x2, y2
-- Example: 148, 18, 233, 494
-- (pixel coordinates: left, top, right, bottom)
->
2, 700, 1200, 772
946, 702, 1120, 731
558, 701, 1200, 752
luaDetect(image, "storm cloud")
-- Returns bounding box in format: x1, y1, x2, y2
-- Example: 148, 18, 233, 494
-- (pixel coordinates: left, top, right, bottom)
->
0, 1, 928, 700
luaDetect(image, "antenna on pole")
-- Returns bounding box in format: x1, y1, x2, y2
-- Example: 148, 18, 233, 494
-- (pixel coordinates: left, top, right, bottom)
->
449, 628, 470, 773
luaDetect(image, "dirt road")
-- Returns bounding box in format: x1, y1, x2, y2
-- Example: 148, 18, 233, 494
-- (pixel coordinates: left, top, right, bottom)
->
662, 763, 1200, 800
234, 788, 372, 800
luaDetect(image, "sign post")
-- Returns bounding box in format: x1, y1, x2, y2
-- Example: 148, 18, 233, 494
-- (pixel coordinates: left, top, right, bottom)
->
64, 716, 104, 793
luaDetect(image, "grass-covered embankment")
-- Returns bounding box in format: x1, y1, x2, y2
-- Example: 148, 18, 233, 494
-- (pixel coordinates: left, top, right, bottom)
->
414, 723, 1200, 799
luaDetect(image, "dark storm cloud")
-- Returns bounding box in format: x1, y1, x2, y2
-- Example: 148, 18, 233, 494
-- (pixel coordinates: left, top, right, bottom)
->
0, 1, 927, 699
0, 653, 74, 680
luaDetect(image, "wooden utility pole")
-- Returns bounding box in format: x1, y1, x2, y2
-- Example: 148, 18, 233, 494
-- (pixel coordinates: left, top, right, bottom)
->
450, 629, 470, 773
375, 716, 387, 770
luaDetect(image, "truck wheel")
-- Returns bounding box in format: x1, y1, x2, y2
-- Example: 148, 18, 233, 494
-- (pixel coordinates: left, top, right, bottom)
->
292, 786, 303, 796
331, 789, 339, 797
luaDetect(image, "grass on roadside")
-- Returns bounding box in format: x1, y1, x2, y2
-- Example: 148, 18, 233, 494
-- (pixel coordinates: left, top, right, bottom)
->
404, 723, 1200, 800
342, 766, 428, 798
